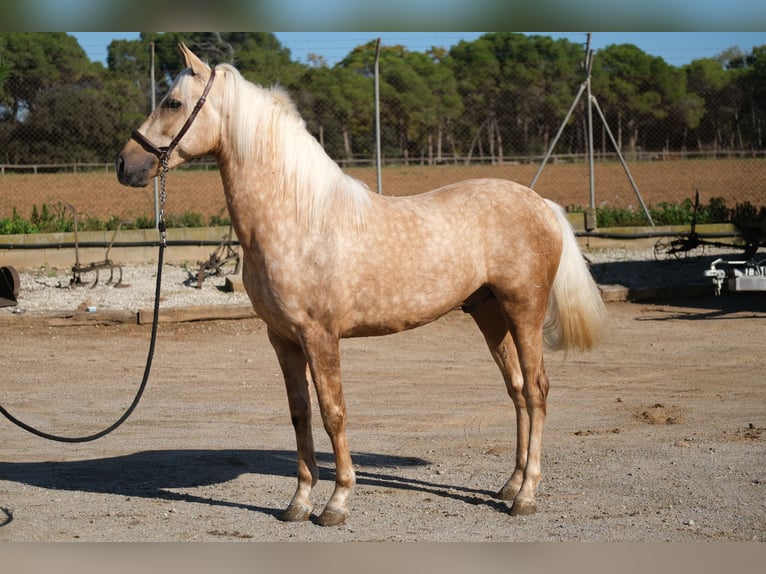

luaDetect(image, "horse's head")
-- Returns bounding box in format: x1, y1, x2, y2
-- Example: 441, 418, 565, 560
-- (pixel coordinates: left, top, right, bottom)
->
116, 44, 220, 187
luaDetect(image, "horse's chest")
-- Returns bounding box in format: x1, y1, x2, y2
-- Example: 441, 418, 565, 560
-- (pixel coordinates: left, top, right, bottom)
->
242, 256, 316, 323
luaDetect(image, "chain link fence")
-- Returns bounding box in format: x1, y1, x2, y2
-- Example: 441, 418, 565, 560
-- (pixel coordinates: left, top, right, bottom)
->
2, 78, 764, 231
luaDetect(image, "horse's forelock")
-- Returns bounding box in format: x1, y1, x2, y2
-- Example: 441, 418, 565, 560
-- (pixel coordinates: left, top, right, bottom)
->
164, 68, 194, 105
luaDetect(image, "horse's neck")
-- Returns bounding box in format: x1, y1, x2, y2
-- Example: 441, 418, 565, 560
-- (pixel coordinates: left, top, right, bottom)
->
215, 148, 303, 253
215, 127, 369, 251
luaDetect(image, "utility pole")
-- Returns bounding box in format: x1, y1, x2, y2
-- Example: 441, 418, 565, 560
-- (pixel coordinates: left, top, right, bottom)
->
529, 33, 654, 229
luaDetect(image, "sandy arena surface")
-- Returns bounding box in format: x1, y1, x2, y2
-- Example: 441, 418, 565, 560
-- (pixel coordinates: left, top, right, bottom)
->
0, 247, 764, 542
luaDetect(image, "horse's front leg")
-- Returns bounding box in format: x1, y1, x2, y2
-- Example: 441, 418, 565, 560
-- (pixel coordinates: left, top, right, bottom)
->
267, 327, 318, 522
301, 326, 356, 527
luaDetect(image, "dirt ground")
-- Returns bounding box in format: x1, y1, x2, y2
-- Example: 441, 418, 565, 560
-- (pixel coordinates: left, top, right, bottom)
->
3, 158, 763, 221
0, 289, 764, 542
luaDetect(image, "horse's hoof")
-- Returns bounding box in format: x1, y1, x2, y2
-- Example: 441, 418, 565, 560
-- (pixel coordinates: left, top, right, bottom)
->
495, 485, 518, 501
510, 499, 537, 516
281, 502, 312, 522
316, 506, 349, 527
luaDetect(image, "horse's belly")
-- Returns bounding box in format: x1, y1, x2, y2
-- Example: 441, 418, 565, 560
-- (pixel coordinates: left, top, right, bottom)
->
340, 299, 455, 337
336, 270, 477, 337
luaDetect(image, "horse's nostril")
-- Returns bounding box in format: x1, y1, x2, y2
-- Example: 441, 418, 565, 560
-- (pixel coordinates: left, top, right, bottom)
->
116, 155, 125, 178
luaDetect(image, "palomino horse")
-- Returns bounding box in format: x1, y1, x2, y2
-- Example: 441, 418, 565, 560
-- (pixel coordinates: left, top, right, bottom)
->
117, 44, 607, 527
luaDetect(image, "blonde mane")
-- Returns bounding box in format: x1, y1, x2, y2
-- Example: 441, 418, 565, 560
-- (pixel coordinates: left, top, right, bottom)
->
216, 64, 371, 228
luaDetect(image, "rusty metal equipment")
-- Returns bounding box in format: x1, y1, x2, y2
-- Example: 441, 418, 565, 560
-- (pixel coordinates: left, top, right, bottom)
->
654, 190, 765, 261
0, 265, 20, 307
196, 225, 240, 288
66, 203, 126, 288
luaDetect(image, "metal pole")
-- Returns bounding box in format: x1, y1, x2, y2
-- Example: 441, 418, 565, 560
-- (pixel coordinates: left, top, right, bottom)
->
529, 81, 587, 189
374, 38, 383, 195
529, 33, 656, 230
151, 42, 160, 229
585, 34, 595, 215
591, 97, 655, 226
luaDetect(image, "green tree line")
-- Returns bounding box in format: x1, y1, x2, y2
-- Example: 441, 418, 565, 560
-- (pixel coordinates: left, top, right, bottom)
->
1, 32, 765, 166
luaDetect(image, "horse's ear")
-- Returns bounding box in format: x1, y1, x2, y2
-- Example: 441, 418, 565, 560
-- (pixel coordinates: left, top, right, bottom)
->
178, 43, 210, 77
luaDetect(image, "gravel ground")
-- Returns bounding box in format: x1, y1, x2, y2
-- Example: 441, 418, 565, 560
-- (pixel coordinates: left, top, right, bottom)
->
7, 263, 251, 314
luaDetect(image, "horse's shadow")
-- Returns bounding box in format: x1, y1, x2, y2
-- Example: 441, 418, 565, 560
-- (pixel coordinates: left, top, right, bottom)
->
0, 449, 504, 524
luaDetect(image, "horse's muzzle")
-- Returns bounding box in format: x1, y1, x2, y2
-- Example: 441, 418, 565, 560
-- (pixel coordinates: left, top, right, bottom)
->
116, 145, 158, 188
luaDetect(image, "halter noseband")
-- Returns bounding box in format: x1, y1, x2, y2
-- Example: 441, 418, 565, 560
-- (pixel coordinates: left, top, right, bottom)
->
131, 68, 217, 162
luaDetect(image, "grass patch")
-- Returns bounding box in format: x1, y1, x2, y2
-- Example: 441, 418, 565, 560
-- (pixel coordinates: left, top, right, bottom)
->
0, 203, 231, 235
1, 197, 764, 235
567, 196, 766, 228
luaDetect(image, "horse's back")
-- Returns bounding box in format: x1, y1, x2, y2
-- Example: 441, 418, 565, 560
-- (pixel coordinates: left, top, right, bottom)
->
424, 178, 564, 293
416, 177, 545, 206
396, 177, 562, 256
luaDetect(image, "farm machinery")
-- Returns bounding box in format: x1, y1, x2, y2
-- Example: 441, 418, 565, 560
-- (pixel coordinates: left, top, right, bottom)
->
195, 224, 240, 288
66, 203, 127, 289
704, 257, 766, 296
652, 191, 765, 296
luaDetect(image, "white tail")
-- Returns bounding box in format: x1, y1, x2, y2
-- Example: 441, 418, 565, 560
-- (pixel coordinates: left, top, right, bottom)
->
543, 200, 608, 352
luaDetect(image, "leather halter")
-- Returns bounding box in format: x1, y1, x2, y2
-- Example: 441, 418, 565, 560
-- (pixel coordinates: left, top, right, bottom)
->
131, 68, 217, 162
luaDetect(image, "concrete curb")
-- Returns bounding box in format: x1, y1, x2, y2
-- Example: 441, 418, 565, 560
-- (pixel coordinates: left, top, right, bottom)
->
598, 282, 713, 302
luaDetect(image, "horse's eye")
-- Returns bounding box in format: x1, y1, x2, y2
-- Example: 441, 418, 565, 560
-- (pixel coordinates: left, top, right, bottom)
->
165, 99, 182, 110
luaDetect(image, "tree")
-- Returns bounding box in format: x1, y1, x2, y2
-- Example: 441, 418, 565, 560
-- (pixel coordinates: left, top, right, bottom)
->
213, 32, 300, 86
3, 32, 764, 170
339, 41, 439, 164
492, 33, 584, 156
449, 33, 585, 161
293, 64, 373, 163
0, 56, 9, 102
107, 37, 154, 99
0, 33, 91, 124
741, 45, 766, 149
380, 48, 439, 164
0, 33, 107, 163
15, 84, 109, 162
404, 49, 462, 164
593, 44, 674, 152
107, 33, 301, 105
684, 58, 736, 150
449, 35, 501, 162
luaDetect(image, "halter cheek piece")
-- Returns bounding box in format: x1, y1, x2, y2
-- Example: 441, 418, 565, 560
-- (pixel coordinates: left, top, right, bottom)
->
131, 68, 217, 162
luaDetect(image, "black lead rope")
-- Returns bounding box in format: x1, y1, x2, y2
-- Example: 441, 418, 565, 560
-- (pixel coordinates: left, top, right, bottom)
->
0, 238, 165, 442
1, 66, 216, 443
0, 161, 170, 443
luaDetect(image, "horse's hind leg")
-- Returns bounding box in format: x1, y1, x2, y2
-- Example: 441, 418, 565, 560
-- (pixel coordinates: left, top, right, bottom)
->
471, 294, 550, 515
268, 327, 318, 522
470, 298, 528, 503
505, 299, 550, 516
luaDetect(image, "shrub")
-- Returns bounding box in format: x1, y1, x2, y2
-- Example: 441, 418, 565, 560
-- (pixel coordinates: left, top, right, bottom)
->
2, 199, 764, 235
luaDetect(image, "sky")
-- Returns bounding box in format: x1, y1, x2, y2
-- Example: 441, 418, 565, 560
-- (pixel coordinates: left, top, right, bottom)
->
69, 31, 766, 69
9, 0, 766, 32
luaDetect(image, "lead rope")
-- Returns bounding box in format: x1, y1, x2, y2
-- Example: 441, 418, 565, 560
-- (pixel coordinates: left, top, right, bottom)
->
0, 161, 169, 443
